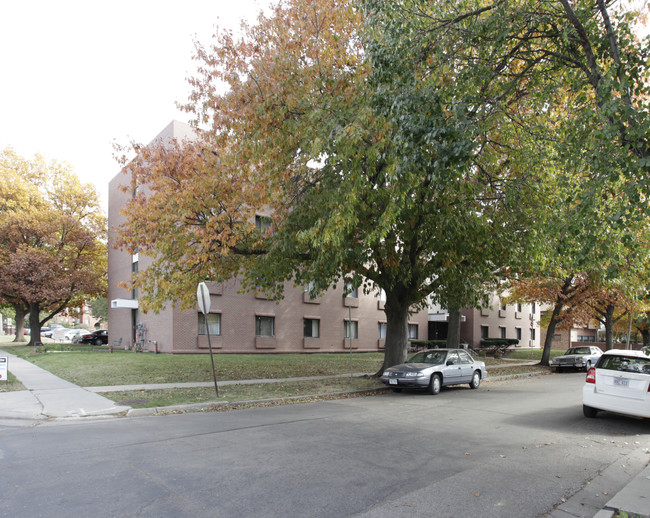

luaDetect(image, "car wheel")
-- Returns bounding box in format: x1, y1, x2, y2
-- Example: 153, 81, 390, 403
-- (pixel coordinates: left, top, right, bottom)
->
94, 338, 102, 345
428, 374, 441, 395
583, 405, 598, 418
469, 371, 481, 389
556, 366, 562, 373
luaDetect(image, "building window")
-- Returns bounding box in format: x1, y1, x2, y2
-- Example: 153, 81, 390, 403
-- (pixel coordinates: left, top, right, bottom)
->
500, 300, 507, 311
531, 302, 536, 313
481, 325, 489, 339
345, 281, 358, 298
516, 302, 522, 312
530, 328, 536, 340
304, 318, 320, 338
256, 315, 275, 337
499, 326, 506, 339
515, 327, 522, 340
198, 313, 221, 336
378, 289, 386, 302
378, 322, 387, 339
255, 215, 272, 233
408, 324, 418, 339
344, 320, 358, 339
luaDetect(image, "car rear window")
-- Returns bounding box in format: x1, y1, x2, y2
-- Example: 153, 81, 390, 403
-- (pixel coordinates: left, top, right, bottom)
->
597, 355, 650, 374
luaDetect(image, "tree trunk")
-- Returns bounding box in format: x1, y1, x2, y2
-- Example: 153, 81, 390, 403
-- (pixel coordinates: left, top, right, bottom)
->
378, 294, 410, 375
604, 302, 615, 351
639, 328, 650, 350
27, 303, 42, 348
541, 299, 563, 366
446, 308, 462, 348
12, 304, 27, 343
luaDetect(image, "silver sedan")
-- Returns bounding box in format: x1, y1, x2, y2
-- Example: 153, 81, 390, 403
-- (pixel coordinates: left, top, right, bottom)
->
380, 348, 488, 395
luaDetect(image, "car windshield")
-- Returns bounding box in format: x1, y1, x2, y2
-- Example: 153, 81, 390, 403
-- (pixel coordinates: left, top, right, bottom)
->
566, 347, 591, 355
408, 350, 447, 365
598, 355, 650, 374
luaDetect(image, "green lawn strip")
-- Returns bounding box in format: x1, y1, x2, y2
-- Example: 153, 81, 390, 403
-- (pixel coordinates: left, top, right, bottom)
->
103, 377, 386, 408
3, 344, 550, 387
5, 346, 386, 386
0, 372, 26, 392
489, 364, 551, 377
103, 364, 548, 409
502, 349, 566, 361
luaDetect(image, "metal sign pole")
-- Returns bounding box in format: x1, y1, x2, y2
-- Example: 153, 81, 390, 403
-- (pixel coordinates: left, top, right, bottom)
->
349, 303, 353, 382
198, 282, 218, 398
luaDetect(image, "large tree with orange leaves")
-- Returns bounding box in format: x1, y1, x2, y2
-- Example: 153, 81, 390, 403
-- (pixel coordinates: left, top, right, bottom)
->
116, 0, 538, 373
0, 149, 107, 346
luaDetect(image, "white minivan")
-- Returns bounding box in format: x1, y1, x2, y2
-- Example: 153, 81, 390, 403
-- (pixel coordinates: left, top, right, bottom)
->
583, 350, 650, 419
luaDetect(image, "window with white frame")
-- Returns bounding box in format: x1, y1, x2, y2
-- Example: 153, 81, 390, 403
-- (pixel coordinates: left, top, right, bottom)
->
378, 322, 387, 339
198, 313, 221, 336
255, 315, 275, 337
304, 318, 320, 338
344, 320, 358, 339
515, 327, 522, 340
344, 281, 358, 298
530, 328, 536, 340
408, 324, 418, 339
499, 326, 506, 339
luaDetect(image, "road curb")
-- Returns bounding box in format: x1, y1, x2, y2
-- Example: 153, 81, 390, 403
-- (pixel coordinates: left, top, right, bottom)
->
125, 387, 390, 417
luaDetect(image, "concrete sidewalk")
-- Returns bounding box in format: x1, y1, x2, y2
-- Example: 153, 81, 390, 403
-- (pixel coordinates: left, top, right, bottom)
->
0, 350, 130, 422
0, 347, 648, 517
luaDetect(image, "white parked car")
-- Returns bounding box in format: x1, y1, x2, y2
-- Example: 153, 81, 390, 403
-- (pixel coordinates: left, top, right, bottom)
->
551, 346, 603, 372
583, 350, 650, 419
66, 329, 88, 342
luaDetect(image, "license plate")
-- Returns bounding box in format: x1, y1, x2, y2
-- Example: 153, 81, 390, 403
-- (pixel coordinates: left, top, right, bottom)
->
614, 378, 629, 387
389, 378, 397, 385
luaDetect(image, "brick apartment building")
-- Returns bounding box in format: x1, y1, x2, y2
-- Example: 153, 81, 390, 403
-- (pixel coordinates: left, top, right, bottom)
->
428, 296, 541, 350
108, 121, 429, 353
109, 121, 542, 353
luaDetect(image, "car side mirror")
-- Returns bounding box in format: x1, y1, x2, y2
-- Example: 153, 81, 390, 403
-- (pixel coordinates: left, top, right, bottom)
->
446, 360, 454, 366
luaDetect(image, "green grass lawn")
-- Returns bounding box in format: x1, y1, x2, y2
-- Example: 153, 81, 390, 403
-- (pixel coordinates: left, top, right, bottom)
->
104, 377, 386, 408
0, 342, 552, 409
3, 344, 387, 386
0, 372, 26, 392
2, 343, 552, 388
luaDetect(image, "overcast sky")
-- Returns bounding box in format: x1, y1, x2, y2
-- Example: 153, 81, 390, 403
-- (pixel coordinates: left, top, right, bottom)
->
0, 0, 271, 211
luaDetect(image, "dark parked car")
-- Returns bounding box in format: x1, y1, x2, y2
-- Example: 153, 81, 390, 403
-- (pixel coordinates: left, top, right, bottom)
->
79, 330, 108, 345
379, 348, 488, 395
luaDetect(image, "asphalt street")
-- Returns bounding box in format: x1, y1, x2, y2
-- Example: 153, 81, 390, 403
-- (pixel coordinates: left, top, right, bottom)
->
0, 372, 648, 518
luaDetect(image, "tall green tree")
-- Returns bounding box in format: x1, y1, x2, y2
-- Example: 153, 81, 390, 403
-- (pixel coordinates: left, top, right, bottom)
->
0, 149, 108, 346
116, 0, 539, 372
374, 0, 650, 362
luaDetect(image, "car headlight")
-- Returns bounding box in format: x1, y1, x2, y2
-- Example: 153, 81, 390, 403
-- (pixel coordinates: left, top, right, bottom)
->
405, 372, 424, 378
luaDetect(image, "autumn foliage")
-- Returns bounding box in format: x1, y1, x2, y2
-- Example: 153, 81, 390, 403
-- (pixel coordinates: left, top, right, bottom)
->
0, 149, 107, 345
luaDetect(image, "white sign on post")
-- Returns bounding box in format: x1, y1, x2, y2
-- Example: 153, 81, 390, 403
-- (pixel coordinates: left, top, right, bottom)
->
0, 357, 7, 381
197, 282, 211, 315
197, 282, 219, 397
